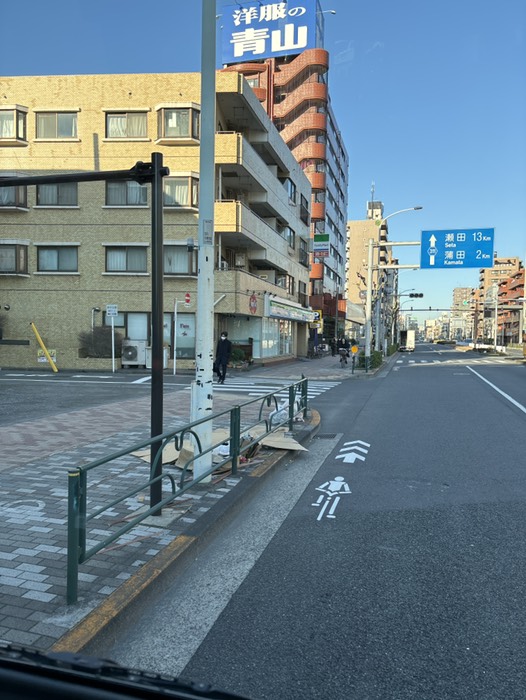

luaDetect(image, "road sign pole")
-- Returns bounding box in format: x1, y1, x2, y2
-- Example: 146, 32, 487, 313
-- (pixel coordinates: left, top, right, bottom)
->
111, 317, 115, 373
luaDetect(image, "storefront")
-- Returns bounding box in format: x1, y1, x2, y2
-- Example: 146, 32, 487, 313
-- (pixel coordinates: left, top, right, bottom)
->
219, 294, 315, 360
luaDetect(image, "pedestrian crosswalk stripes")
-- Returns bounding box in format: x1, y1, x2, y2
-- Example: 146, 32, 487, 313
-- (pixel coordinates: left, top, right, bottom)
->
398, 357, 513, 366
182, 379, 341, 398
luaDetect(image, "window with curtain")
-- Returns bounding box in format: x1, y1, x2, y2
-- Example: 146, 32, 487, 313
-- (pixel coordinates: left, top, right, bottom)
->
0, 109, 27, 140
106, 112, 147, 138
163, 176, 199, 208
106, 246, 147, 272
106, 180, 147, 206
0, 111, 14, 138
0, 185, 27, 208
0, 244, 28, 274
157, 107, 200, 140
36, 112, 77, 138
37, 246, 78, 272
36, 183, 77, 206
164, 245, 196, 275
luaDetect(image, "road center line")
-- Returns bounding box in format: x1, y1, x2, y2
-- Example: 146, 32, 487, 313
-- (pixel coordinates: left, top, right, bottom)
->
466, 366, 526, 415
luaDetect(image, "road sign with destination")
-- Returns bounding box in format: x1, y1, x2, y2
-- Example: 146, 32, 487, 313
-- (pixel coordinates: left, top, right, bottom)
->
420, 228, 494, 269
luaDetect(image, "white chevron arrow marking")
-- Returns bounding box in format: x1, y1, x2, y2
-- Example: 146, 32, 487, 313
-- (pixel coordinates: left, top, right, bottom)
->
340, 445, 368, 454
343, 440, 371, 447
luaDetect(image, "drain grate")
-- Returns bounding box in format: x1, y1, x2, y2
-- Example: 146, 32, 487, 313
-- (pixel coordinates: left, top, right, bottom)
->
316, 433, 337, 439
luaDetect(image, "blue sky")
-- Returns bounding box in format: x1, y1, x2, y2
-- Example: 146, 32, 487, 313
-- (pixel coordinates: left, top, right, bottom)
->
1, 0, 525, 312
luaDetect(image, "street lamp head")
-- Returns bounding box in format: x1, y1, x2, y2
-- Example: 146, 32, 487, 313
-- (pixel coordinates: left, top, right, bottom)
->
92, 307, 101, 312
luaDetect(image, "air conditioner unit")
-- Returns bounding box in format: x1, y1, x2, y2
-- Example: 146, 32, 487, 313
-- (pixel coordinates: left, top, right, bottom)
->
121, 339, 147, 367
219, 261, 229, 271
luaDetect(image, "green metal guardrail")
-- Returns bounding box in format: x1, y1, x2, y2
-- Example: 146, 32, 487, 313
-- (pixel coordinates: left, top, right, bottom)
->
67, 378, 309, 604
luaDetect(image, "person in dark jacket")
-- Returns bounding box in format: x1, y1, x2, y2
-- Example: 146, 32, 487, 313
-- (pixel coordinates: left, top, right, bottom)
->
215, 331, 232, 384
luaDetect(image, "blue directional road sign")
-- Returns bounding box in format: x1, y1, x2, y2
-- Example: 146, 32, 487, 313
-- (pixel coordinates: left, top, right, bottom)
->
420, 228, 494, 269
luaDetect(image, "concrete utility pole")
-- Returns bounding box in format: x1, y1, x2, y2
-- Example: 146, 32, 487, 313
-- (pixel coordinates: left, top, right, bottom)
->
364, 207, 422, 367
191, 0, 216, 480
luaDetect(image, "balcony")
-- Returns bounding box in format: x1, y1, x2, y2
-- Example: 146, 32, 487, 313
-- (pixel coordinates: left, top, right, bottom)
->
215, 200, 297, 270
310, 201, 325, 221
273, 82, 328, 120
273, 49, 329, 87
306, 171, 326, 190
280, 112, 327, 146
216, 132, 306, 224
214, 267, 301, 310
291, 141, 326, 162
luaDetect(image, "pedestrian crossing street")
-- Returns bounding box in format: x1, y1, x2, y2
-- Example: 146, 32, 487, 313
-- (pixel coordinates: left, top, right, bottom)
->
185, 378, 341, 399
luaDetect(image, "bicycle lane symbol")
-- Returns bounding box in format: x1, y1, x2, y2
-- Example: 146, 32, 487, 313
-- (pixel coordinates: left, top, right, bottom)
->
311, 476, 351, 521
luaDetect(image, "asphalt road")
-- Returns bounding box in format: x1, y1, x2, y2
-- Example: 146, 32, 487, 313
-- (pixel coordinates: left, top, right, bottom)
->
8, 348, 526, 698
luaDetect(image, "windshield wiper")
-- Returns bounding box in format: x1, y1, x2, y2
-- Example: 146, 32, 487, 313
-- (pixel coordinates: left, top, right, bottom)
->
0, 643, 252, 700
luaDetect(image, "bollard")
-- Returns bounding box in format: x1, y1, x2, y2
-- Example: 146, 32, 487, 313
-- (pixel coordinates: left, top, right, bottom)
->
67, 469, 81, 605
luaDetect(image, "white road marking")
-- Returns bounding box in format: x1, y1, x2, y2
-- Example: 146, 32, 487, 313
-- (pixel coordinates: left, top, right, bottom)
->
466, 366, 526, 415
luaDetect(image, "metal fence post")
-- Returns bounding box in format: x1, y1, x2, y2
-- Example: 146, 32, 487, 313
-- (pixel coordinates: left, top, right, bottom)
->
288, 385, 295, 431
302, 375, 308, 419
230, 405, 240, 475
67, 469, 81, 605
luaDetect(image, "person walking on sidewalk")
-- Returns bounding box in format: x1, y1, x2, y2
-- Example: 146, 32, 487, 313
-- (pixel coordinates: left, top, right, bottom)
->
215, 331, 232, 384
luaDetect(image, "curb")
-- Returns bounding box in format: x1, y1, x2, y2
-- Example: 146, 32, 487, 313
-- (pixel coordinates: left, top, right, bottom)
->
50, 409, 321, 654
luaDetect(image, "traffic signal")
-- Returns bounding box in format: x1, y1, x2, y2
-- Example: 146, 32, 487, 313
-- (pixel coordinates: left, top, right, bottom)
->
409, 293, 424, 298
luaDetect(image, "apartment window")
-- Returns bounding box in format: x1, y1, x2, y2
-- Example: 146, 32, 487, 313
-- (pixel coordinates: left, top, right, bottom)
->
245, 75, 260, 88
0, 244, 28, 274
299, 238, 309, 267
157, 108, 200, 140
277, 274, 294, 295
285, 226, 296, 249
106, 112, 147, 138
300, 194, 310, 225
37, 246, 78, 272
36, 112, 77, 139
0, 108, 27, 142
164, 245, 197, 275
106, 180, 147, 206
36, 182, 78, 206
163, 176, 199, 208
0, 185, 27, 209
106, 246, 147, 273
298, 280, 308, 307
282, 178, 297, 204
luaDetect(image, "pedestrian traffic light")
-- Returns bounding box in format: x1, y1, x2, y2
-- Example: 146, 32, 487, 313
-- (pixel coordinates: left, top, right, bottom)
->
409, 293, 424, 298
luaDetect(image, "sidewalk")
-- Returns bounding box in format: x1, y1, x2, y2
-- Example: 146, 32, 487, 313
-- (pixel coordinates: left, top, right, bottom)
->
0, 354, 372, 654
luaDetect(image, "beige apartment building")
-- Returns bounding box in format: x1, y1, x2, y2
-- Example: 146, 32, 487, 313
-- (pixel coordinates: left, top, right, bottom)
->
346, 201, 397, 343
0, 71, 313, 370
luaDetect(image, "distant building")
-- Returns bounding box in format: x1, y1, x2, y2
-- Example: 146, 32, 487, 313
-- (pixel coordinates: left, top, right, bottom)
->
450, 287, 472, 339
474, 255, 522, 342
0, 71, 313, 369
497, 266, 524, 345
346, 201, 398, 345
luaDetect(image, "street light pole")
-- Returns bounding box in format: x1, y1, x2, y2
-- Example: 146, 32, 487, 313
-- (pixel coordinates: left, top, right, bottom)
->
364, 207, 422, 367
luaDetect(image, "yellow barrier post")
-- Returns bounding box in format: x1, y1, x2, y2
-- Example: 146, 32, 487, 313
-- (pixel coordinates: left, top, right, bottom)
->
30, 322, 59, 372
